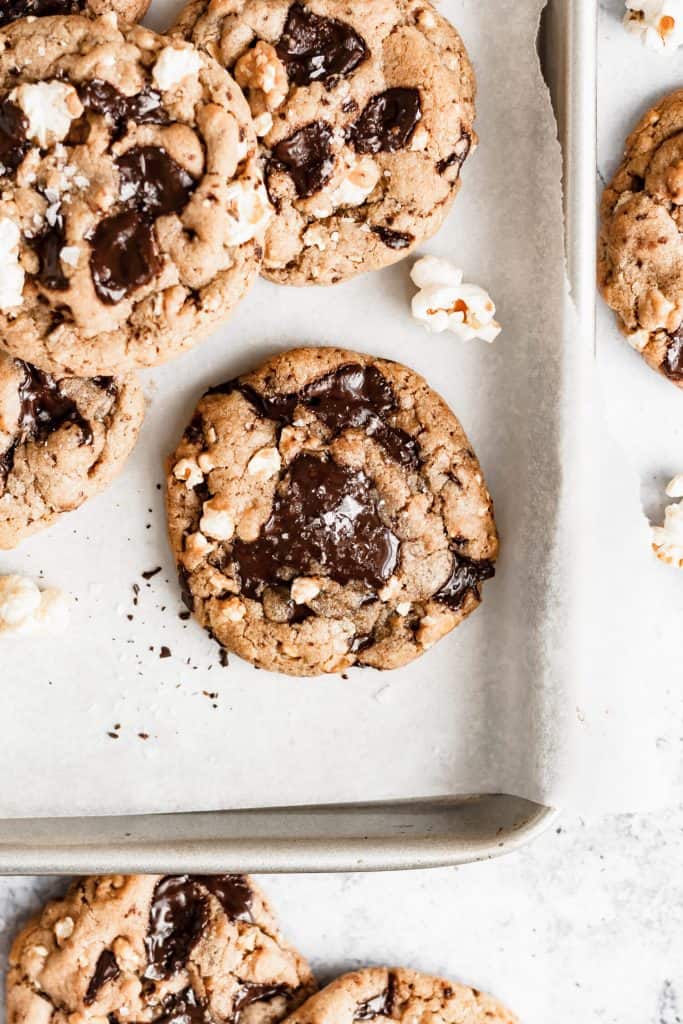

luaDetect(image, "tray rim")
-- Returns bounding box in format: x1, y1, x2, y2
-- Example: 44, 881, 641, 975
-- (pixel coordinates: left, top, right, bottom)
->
0, 0, 595, 874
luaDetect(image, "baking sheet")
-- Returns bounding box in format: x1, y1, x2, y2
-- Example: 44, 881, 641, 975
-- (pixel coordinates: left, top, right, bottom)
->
0, 0, 582, 819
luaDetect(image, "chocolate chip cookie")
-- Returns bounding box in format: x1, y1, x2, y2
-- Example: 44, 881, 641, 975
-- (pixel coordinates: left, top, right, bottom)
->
0, 350, 143, 548
0, 15, 268, 377
282, 969, 517, 1024
0, 0, 150, 29
166, 347, 497, 676
7, 875, 316, 1024
598, 88, 683, 386
173, 0, 476, 285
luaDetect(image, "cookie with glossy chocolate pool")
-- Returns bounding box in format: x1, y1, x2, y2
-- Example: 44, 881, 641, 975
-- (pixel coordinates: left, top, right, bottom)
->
282, 968, 518, 1024
598, 88, 683, 386
172, 0, 476, 285
0, 350, 143, 548
7, 875, 316, 1024
0, 15, 268, 377
0, 0, 150, 29
166, 347, 497, 676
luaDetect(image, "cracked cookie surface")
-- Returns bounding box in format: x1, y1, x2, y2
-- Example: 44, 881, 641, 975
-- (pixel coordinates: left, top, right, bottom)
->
166, 346, 498, 676
173, 0, 476, 285
0, 349, 143, 548
0, 0, 150, 29
0, 14, 267, 376
7, 874, 316, 1024
598, 88, 683, 386
282, 968, 517, 1024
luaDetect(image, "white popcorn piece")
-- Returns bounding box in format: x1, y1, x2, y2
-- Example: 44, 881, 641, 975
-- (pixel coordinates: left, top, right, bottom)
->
253, 111, 273, 137
328, 154, 380, 208
378, 576, 401, 602
290, 577, 321, 604
200, 499, 235, 541
11, 81, 83, 148
173, 456, 203, 489
0, 218, 24, 311
60, 245, 80, 268
223, 179, 272, 246
184, 530, 215, 560
222, 596, 246, 622
666, 473, 683, 498
624, 0, 683, 52
0, 574, 70, 635
410, 255, 502, 343
54, 917, 74, 943
234, 41, 288, 111
153, 45, 203, 91
396, 601, 412, 616
247, 445, 281, 478
626, 329, 650, 352
652, 499, 683, 566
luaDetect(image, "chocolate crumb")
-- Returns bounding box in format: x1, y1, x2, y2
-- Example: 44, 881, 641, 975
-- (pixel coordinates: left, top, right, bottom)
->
142, 567, 162, 580
160, 646, 171, 659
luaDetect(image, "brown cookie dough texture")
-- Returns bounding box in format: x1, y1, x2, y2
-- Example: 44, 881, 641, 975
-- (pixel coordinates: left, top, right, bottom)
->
598, 88, 683, 386
282, 969, 517, 1024
0, 14, 268, 376
166, 347, 498, 676
0, 1, 150, 29
0, 350, 143, 548
7, 874, 316, 1024
173, 0, 476, 285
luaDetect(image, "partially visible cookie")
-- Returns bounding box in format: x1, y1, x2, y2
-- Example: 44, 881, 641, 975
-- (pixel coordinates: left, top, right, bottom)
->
282, 968, 517, 1024
0, 15, 267, 376
166, 347, 497, 676
599, 88, 683, 386
173, 0, 476, 285
0, 0, 150, 29
7, 875, 316, 1024
0, 350, 144, 547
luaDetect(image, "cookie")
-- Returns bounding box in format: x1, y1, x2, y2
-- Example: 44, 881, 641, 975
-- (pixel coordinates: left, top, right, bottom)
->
166, 347, 497, 676
0, 15, 268, 377
281, 969, 517, 1024
0, 0, 150, 30
598, 88, 683, 386
0, 350, 143, 548
173, 0, 476, 285
7, 874, 316, 1024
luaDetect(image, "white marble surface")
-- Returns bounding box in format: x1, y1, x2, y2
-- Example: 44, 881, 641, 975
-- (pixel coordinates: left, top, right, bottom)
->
2, 4, 683, 1024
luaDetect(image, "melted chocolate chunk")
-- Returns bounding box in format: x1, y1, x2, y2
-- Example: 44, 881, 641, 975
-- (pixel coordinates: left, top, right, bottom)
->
436, 133, 471, 176
32, 213, 69, 291
275, 3, 368, 86
157, 989, 207, 1024
117, 146, 195, 217
90, 209, 161, 304
232, 452, 400, 598
80, 80, 168, 138
268, 121, 334, 197
145, 876, 254, 980
352, 88, 421, 154
371, 226, 413, 250
145, 876, 209, 980
219, 363, 419, 469
233, 984, 289, 1024
355, 974, 397, 1020
178, 566, 195, 611
664, 327, 683, 380
434, 552, 495, 610
0, 99, 29, 172
0, 0, 83, 24
84, 950, 120, 1006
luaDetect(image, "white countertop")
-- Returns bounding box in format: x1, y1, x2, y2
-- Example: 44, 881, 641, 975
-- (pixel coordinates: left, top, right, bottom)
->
2, 4, 682, 1024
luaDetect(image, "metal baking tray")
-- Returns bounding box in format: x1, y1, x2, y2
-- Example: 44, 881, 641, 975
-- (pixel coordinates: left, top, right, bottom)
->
0, 0, 595, 875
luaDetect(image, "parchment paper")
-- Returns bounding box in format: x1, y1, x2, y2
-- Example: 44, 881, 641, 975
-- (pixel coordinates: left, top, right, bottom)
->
0, 0, 589, 819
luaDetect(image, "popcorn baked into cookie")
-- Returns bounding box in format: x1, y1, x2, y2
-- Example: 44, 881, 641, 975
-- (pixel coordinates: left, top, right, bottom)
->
172, 0, 476, 285
0, 349, 143, 548
597, 88, 683, 386
281, 968, 518, 1024
0, 0, 151, 29
166, 347, 498, 676
0, 15, 268, 377
7, 875, 316, 1024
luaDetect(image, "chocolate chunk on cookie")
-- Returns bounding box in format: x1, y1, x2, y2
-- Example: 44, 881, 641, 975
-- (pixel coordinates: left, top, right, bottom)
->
0, 15, 269, 376
7, 875, 316, 1024
598, 88, 683, 386
172, 0, 476, 285
166, 347, 497, 676
0, 0, 150, 28
281, 969, 517, 1024
0, 350, 143, 548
